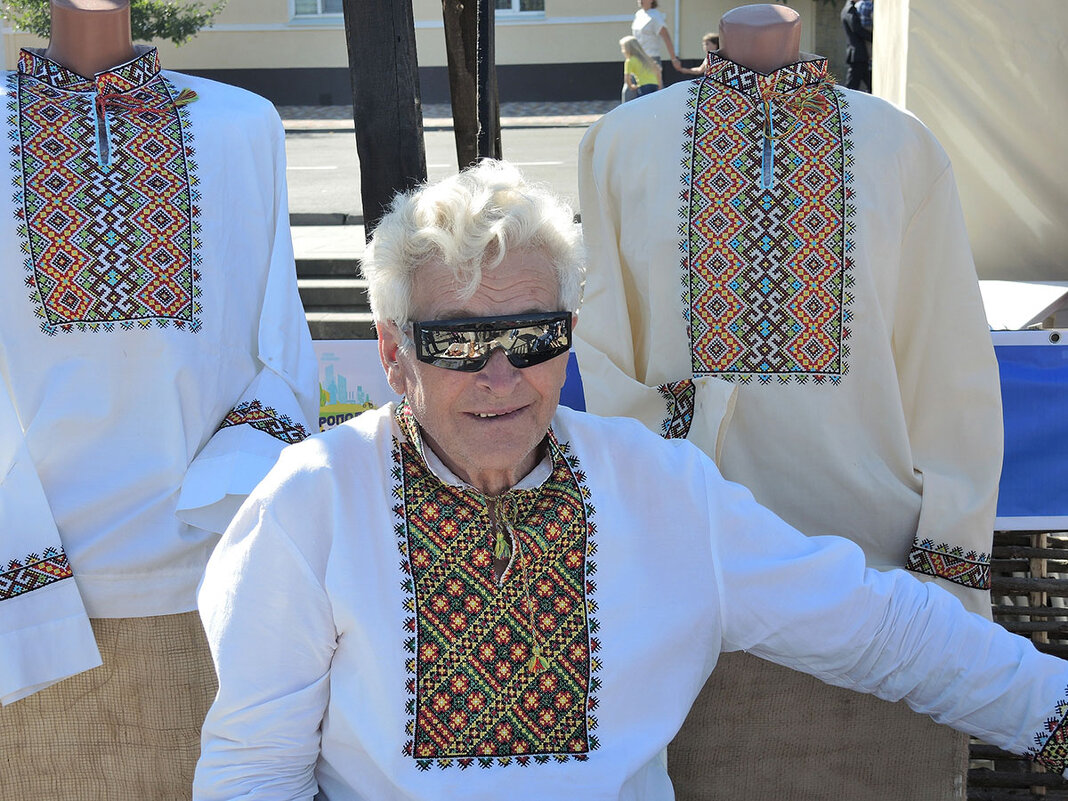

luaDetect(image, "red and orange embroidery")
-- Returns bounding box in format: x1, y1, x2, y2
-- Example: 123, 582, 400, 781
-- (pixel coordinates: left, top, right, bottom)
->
680, 55, 855, 384
9, 48, 202, 335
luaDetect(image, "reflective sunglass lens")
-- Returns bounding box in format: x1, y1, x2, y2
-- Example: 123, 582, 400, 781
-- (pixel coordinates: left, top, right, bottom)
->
412, 313, 571, 371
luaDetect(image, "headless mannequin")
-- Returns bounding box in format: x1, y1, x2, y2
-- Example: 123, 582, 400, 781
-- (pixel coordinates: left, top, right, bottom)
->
717, 3, 801, 74
43, 0, 136, 79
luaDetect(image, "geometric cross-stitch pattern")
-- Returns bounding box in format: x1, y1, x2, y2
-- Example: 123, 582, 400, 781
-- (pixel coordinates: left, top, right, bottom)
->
1029, 691, 1068, 773
0, 546, 74, 601
216, 399, 309, 445
8, 48, 202, 336
904, 537, 992, 590
393, 402, 600, 769
657, 379, 696, 440
679, 55, 856, 384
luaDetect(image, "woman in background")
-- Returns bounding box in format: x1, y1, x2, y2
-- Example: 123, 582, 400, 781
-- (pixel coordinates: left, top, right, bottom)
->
631, 0, 681, 73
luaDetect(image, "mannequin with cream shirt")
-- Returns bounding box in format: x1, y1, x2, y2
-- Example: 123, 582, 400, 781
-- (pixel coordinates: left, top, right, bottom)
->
575, 4, 1000, 799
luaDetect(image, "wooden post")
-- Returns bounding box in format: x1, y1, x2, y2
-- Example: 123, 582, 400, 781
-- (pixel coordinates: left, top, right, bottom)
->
476, 0, 502, 160
1031, 530, 1049, 797
442, 0, 478, 169
342, 0, 427, 239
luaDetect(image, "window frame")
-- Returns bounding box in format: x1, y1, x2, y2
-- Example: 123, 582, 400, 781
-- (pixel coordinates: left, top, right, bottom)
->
494, 0, 545, 15
291, 0, 343, 18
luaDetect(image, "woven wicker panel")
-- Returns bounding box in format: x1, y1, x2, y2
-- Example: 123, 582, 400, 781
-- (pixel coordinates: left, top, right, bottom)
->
970, 530, 1068, 800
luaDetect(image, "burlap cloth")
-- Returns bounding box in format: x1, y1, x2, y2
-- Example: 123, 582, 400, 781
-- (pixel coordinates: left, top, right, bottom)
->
669, 650, 968, 800
0, 611, 217, 801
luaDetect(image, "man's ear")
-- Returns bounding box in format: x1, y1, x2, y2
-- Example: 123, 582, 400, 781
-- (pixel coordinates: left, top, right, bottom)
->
376, 321, 407, 396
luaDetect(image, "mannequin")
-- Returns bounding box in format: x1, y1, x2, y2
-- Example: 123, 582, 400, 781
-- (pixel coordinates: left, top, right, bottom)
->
574, 3, 1000, 800
0, 1, 318, 798
717, 3, 800, 74
43, 0, 136, 78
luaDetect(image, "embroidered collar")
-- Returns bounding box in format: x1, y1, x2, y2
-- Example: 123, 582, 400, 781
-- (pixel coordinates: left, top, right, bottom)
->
704, 52, 830, 104
393, 399, 556, 496
17, 45, 161, 95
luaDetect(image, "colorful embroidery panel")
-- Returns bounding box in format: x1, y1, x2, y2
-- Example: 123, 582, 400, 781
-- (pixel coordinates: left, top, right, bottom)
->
680, 55, 855, 384
657, 380, 696, 439
393, 404, 600, 769
217, 400, 309, 445
1, 546, 74, 601
9, 48, 202, 335
1030, 691, 1068, 773
904, 538, 992, 590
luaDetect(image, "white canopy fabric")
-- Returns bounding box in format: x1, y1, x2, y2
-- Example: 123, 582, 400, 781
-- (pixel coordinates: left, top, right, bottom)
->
874, 0, 1067, 281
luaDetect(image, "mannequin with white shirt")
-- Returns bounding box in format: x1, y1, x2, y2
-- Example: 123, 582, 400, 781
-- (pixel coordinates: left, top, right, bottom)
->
0, 1, 318, 798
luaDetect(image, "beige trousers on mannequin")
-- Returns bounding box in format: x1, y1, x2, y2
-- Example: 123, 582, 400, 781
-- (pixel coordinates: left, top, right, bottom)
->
0, 612, 217, 801
669, 651, 969, 800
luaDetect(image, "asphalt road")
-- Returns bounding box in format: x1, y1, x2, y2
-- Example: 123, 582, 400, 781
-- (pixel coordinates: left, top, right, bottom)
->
284, 126, 589, 220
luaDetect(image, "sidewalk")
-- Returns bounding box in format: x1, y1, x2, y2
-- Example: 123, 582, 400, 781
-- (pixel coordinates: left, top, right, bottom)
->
277, 100, 617, 133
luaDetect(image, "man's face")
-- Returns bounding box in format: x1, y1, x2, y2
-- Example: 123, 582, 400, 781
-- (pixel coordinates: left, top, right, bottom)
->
378, 249, 569, 496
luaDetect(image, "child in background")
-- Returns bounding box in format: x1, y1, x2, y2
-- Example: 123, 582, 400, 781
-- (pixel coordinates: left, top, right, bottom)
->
678, 32, 719, 76
620, 35, 661, 103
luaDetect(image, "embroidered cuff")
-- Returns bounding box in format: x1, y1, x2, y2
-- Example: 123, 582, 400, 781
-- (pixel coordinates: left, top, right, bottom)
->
217, 399, 310, 445
1030, 693, 1068, 773
904, 537, 991, 590
1, 546, 73, 602
657, 380, 696, 439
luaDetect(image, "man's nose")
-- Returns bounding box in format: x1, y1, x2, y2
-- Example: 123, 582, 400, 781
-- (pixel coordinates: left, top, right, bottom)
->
477, 347, 522, 389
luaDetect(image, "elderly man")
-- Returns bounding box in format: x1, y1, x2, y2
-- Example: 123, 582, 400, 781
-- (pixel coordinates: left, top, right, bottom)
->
194, 161, 1068, 800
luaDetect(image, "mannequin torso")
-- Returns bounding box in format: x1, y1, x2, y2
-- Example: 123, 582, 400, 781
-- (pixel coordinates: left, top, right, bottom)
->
43, 0, 136, 78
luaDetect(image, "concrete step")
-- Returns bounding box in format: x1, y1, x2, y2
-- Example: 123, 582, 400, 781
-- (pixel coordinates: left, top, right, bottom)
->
306, 310, 377, 341
298, 277, 369, 310
290, 213, 364, 227
296, 257, 361, 277
291, 223, 364, 258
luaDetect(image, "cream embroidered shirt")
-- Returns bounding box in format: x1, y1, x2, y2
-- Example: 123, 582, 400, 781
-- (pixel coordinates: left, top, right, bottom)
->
574, 54, 1002, 618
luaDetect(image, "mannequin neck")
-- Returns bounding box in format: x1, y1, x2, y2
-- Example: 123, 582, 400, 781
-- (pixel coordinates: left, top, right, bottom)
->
44, 0, 136, 79
718, 3, 801, 74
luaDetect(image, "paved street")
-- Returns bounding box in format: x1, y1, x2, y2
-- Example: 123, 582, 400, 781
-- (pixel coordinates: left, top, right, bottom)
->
282, 102, 609, 224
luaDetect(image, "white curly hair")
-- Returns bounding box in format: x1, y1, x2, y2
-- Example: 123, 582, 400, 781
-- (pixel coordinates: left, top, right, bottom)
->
361, 159, 585, 324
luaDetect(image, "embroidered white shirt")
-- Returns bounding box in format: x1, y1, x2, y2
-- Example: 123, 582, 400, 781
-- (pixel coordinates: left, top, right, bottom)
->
194, 403, 1065, 800
0, 47, 318, 704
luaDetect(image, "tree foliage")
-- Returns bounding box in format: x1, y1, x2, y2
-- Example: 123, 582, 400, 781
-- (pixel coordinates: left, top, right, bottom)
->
1, 0, 227, 46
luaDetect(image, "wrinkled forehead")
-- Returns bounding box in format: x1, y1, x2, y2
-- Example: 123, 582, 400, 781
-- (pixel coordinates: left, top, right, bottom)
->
409, 250, 561, 322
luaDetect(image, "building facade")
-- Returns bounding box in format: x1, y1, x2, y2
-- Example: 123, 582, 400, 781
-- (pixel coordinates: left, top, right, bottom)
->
2, 0, 845, 105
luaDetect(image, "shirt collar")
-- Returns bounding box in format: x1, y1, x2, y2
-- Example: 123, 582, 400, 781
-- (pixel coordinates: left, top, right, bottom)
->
17, 45, 161, 94
704, 51, 831, 103
393, 400, 556, 495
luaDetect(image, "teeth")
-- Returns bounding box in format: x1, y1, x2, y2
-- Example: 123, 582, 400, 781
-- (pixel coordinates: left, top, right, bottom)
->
477, 412, 502, 418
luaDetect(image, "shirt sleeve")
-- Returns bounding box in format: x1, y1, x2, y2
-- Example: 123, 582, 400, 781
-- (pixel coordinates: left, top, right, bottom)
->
574, 115, 737, 456
0, 379, 101, 705
893, 164, 1002, 612
176, 115, 319, 535
705, 465, 1068, 773
194, 487, 335, 801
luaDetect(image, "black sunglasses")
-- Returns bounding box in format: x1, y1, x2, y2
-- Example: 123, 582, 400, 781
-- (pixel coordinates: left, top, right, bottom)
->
407, 311, 572, 372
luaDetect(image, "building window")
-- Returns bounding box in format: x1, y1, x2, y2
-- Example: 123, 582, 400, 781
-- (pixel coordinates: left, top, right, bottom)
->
294, 0, 342, 15
495, 0, 544, 13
